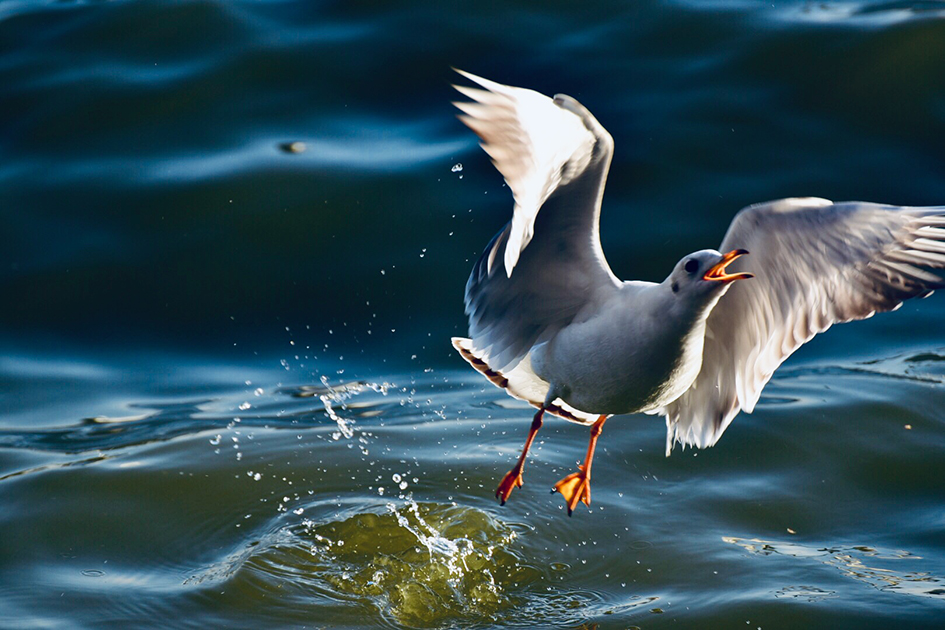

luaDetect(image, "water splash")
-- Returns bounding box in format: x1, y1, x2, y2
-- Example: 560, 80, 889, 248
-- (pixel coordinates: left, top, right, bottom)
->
299, 501, 522, 626
315, 376, 390, 440
385, 497, 502, 591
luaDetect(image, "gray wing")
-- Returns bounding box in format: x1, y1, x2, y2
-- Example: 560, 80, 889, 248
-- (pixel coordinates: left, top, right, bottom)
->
454, 71, 621, 370
661, 197, 945, 454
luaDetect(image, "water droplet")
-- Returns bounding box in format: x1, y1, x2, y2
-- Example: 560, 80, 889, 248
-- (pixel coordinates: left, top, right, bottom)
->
451, 163, 463, 173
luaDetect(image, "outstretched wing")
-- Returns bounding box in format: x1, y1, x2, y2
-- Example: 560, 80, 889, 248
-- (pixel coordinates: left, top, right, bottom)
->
454, 70, 621, 371
661, 197, 945, 454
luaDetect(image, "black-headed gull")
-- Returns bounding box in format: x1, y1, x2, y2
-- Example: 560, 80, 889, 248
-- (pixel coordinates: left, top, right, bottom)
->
450, 70, 945, 515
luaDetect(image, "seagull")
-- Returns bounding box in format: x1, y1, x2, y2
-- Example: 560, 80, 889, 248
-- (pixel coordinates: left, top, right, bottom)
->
449, 70, 945, 515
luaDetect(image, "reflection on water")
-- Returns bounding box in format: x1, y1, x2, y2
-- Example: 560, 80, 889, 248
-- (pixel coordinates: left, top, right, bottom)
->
725, 537, 945, 599
774, 585, 837, 601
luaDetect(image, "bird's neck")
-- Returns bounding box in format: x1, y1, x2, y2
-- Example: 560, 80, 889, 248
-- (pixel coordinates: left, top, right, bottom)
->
663, 284, 725, 331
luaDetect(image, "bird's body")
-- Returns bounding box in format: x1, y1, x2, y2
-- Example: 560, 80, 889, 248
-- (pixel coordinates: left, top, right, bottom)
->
450, 70, 945, 514
529, 281, 710, 415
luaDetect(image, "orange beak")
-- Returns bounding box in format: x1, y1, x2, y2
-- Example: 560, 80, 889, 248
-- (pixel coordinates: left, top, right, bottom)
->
703, 249, 754, 283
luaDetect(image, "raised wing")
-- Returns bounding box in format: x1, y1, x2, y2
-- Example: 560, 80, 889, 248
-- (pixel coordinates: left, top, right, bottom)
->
661, 197, 945, 454
454, 70, 620, 371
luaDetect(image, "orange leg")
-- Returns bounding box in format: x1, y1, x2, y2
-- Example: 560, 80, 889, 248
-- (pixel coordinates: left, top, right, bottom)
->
553, 415, 608, 516
495, 406, 545, 505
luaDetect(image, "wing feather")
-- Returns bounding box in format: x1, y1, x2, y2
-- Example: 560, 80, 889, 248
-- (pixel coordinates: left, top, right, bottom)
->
454, 70, 620, 370
661, 198, 945, 454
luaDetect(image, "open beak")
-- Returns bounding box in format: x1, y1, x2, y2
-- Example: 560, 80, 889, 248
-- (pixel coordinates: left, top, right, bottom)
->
703, 249, 754, 283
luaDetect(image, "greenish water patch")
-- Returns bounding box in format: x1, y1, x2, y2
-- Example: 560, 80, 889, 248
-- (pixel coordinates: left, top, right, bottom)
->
302, 502, 522, 626
189, 500, 609, 628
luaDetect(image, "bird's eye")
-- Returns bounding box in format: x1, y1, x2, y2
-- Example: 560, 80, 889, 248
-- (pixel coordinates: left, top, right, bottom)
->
684, 259, 699, 274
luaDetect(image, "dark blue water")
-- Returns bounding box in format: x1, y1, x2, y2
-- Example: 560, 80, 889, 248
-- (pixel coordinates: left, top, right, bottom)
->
2, 1, 944, 628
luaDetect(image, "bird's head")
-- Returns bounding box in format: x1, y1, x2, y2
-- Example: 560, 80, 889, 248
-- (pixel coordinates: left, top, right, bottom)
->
667, 248, 753, 306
